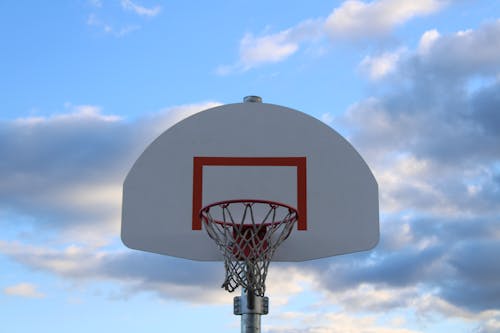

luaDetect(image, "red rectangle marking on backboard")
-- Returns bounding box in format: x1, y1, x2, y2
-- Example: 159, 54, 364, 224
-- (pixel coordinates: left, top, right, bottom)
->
192, 157, 307, 230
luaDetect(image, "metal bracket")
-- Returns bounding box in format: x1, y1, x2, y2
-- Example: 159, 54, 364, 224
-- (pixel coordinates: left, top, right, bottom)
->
234, 296, 269, 315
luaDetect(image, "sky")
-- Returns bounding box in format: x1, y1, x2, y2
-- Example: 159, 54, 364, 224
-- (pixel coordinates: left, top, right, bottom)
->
1, 0, 499, 332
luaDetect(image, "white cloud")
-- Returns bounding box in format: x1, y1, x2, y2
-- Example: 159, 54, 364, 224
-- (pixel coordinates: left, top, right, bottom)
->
86, 13, 112, 34
15, 104, 121, 125
478, 312, 500, 333
325, 0, 445, 39
418, 29, 441, 54
265, 265, 317, 307
327, 284, 417, 311
317, 288, 500, 333
4, 283, 45, 298
121, 0, 161, 17
218, 20, 322, 73
268, 311, 422, 333
86, 13, 140, 37
0, 241, 103, 277
240, 32, 299, 67
359, 49, 405, 80
115, 25, 141, 37
219, 0, 449, 73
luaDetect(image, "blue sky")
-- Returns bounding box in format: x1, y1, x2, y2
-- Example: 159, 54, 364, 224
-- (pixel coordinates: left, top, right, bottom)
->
1, 1, 499, 332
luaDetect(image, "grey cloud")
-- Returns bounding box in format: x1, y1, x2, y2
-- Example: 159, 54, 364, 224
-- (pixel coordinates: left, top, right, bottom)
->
345, 21, 500, 164
319, 21, 500, 314
298, 220, 449, 290
296, 215, 499, 312
442, 241, 500, 312
0, 117, 132, 181
102, 252, 227, 303
342, 24, 500, 218
471, 82, 500, 137
0, 102, 229, 303
0, 117, 136, 230
410, 217, 499, 246
100, 251, 222, 287
332, 246, 446, 288
417, 20, 500, 78
346, 84, 499, 169
0, 102, 217, 235
0, 240, 225, 303
449, 240, 500, 285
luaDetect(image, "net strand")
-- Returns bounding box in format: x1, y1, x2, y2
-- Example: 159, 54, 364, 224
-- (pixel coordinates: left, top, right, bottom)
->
201, 200, 297, 297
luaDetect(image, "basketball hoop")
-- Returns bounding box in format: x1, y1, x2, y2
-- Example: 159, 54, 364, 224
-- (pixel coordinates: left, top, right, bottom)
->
200, 199, 298, 296
122, 96, 380, 333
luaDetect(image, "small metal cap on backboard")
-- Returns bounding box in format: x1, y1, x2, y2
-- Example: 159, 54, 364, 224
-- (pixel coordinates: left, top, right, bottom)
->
243, 95, 262, 103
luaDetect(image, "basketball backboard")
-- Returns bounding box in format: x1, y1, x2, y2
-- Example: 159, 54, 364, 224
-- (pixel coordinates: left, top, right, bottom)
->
121, 98, 379, 261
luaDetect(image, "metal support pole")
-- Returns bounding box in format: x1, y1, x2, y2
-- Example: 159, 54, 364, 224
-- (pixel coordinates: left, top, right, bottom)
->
234, 289, 269, 333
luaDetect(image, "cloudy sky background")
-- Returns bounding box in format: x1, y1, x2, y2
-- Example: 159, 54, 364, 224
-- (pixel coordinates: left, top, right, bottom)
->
1, 1, 499, 332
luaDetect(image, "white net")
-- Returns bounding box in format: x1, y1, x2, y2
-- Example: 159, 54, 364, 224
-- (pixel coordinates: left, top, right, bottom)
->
200, 200, 297, 296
